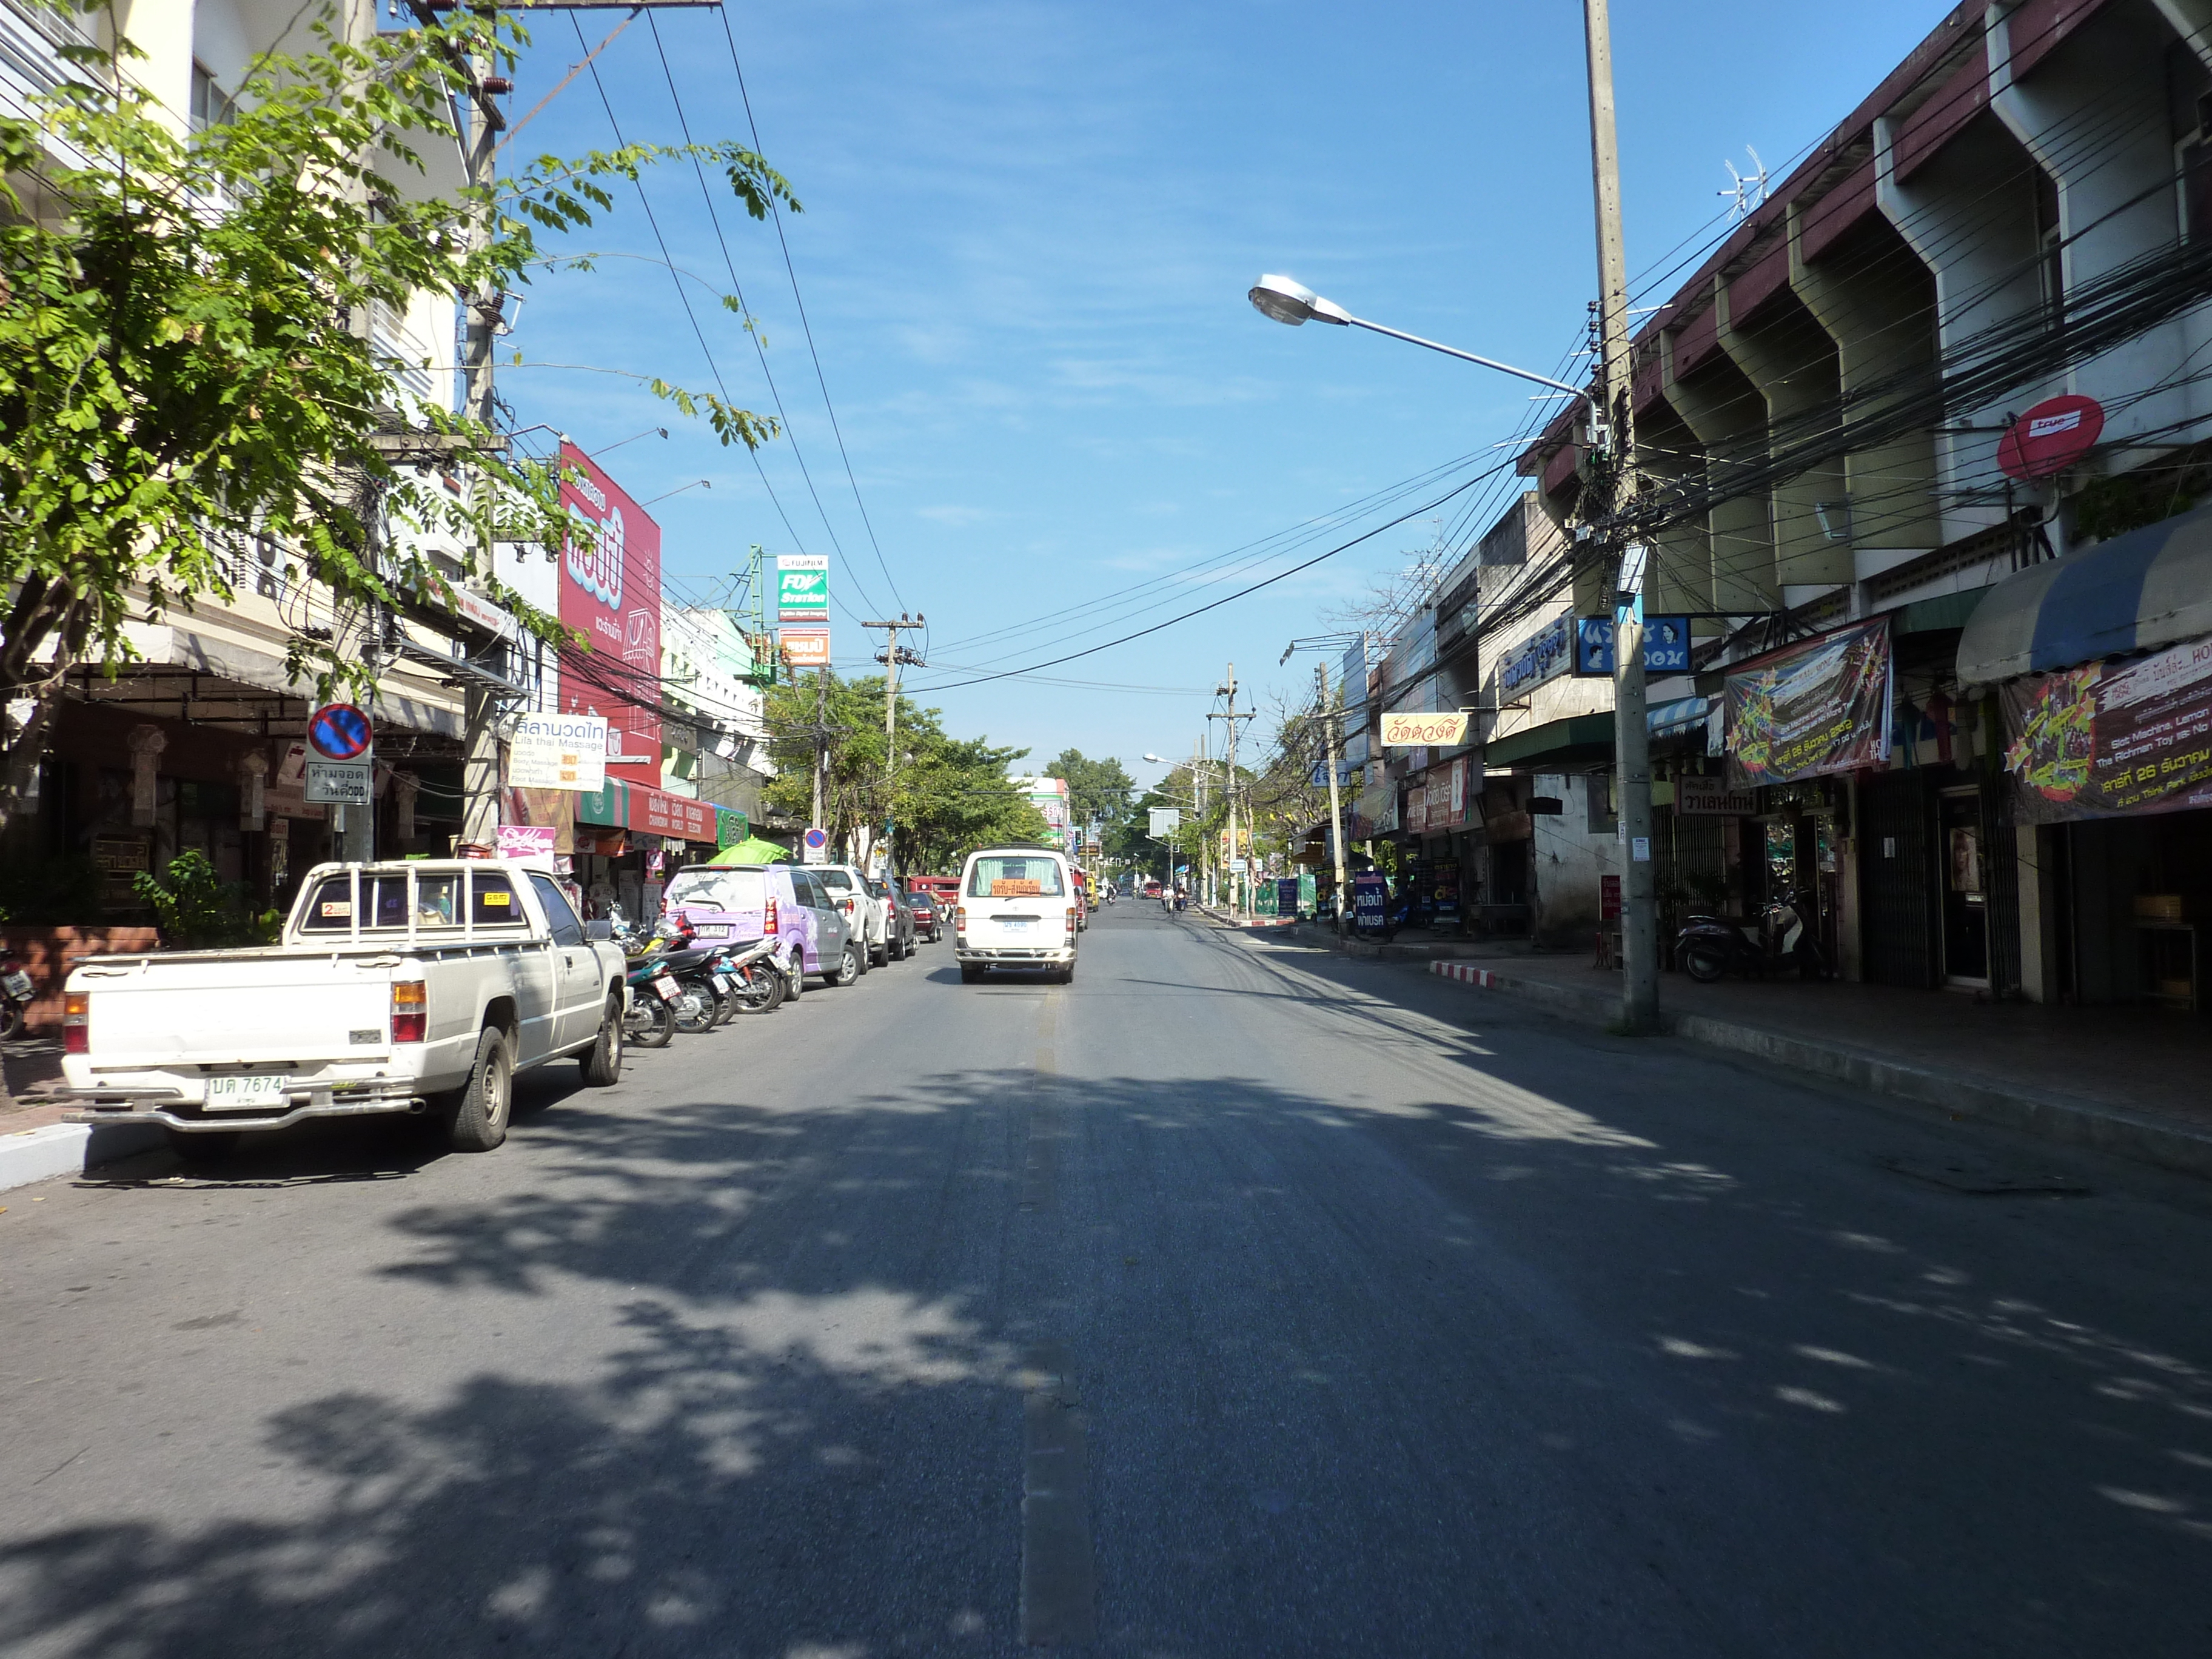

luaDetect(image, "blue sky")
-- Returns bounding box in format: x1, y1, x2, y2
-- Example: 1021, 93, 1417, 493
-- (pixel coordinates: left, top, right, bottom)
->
503, 1, 1952, 788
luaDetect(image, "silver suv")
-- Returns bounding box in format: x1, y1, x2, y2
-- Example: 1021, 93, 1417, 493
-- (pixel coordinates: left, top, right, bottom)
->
813, 864, 888, 968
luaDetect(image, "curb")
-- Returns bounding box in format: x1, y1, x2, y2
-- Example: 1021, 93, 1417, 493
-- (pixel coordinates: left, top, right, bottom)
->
1426, 959, 2212, 1181
0, 1122, 165, 1193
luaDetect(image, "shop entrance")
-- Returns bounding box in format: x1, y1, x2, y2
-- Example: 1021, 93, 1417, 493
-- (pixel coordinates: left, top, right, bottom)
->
1939, 786, 1989, 987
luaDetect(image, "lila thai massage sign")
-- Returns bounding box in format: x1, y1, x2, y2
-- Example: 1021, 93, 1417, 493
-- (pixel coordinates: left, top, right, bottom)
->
2002, 631, 2212, 822
1724, 617, 1893, 786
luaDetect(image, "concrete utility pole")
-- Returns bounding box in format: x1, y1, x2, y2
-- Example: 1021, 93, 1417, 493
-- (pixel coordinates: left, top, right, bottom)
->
1584, 0, 1659, 1031
862, 614, 925, 872
811, 666, 829, 840
1316, 663, 1349, 940
1208, 665, 1255, 917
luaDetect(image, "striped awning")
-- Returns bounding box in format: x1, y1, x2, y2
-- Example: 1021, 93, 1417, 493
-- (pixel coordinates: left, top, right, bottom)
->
1648, 695, 1711, 737
1957, 501, 2212, 683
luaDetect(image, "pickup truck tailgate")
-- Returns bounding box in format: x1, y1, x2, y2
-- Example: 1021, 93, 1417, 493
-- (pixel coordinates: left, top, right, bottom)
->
78, 952, 398, 1068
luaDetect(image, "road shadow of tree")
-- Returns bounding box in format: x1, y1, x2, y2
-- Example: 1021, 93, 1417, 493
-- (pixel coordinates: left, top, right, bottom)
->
8, 1038, 2212, 1656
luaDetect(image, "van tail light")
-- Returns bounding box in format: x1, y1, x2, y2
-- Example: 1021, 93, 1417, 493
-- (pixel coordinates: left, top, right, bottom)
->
64, 991, 89, 1055
953, 907, 967, 932
1064, 907, 1077, 934
763, 898, 779, 935
391, 980, 427, 1044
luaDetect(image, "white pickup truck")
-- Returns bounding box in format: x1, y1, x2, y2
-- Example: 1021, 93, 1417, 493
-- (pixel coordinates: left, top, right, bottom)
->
62, 859, 628, 1159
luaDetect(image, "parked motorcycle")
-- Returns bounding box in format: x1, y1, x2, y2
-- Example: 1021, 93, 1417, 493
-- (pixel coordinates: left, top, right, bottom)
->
1, 949, 33, 1042
622, 954, 682, 1048
1677, 889, 1831, 983
719, 936, 786, 1016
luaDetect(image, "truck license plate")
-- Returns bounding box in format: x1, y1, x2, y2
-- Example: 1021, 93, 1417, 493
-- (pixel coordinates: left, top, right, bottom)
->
204, 1074, 290, 1110
1000, 917, 1035, 932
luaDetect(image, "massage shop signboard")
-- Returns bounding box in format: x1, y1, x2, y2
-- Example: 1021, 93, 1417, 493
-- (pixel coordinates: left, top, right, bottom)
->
2001, 631, 2212, 822
1723, 617, 1893, 787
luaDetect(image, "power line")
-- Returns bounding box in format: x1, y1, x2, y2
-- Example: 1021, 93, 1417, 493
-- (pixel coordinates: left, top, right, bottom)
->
713, 8, 908, 614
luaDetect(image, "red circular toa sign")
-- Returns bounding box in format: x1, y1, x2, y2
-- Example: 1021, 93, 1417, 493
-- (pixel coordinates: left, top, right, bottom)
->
1997, 394, 2104, 480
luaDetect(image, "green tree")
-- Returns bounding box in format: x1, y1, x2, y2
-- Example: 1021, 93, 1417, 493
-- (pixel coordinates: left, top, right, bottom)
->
0, 4, 788, 828
1047, 748, 1135, 840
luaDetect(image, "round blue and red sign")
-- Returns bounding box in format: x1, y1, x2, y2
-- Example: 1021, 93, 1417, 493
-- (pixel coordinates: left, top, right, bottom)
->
803, 827, 828, 852
307, 703, 374, 762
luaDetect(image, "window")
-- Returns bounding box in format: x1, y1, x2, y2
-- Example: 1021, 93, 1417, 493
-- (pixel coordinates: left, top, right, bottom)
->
299, 874, 355, 933
817, 869, 854, 894
470, 872, 523, 927
2035, 170, 2065, 337
363, 873, 412, 931
189, 62, 236, 132
967, 856, 1064, 898
415, 874, 462, 929
792, 871, 826, 908
528, 873, 586, 946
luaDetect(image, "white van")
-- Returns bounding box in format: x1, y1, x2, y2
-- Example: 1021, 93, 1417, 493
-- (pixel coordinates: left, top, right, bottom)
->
954, 846, 1079, 984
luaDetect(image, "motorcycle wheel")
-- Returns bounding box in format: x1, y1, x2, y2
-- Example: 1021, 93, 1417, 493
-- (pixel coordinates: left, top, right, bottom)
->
709, 982, 737, 1025
625, 993, 674, 1048
1684, 947, 1726, 984
0, 1002, 23, 1042
672, 980, 717, 1034
734, 968, 784, 1014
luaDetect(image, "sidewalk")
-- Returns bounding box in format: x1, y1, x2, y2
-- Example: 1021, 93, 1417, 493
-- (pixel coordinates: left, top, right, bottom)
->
1280, 922, 2212, 1180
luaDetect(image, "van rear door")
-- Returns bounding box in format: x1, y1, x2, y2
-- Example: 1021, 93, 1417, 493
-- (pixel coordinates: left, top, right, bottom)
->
963, 854, 1069, 950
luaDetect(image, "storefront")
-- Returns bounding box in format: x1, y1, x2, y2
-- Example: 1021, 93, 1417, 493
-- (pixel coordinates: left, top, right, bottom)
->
568, 779, 734, 925
1959, 506, 2212, 1013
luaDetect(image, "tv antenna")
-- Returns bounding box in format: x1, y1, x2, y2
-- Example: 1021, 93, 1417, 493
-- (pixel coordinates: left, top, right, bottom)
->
1718, 146, 1769, 220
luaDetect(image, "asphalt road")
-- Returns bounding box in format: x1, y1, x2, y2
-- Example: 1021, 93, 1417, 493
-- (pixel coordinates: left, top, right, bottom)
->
4, 903, 2212, 1656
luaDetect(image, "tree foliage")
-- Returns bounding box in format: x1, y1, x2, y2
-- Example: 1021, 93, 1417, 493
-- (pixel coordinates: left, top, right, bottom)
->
0, 4, 788, 810
1045, 748, 1134, 834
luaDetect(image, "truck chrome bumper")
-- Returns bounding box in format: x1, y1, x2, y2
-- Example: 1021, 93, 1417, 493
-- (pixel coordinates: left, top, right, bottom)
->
65, 1085, 430, 1132
955, 947, 1076, 964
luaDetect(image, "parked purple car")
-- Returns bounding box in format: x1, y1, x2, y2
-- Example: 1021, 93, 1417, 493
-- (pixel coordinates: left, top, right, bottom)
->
660, 863, 864, 991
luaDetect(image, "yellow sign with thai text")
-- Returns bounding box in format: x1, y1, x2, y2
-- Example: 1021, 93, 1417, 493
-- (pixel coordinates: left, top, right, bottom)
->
1381, 711, 1469, 747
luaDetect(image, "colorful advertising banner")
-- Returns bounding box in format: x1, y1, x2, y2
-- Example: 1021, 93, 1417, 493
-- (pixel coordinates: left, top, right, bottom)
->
557, 443, 662, 789
2002, 631, 2212, 822
777, 554, 830, 622
1724, 616, 1892, 787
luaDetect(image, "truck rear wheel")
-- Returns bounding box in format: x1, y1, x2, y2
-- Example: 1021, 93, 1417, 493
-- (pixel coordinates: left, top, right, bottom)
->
580, 994, 623, 1086
442, 1027, 512, 1152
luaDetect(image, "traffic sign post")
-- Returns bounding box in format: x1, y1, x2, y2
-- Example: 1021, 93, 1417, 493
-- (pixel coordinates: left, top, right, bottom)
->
307, 704, 375, 856
802, 826, 830, 865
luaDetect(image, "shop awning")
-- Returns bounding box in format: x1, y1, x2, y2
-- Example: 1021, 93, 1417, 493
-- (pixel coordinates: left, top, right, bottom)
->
575, 779, 722, 843
1484, 712, 1615, 770
1648, 695, 1711, 738
1957, 501, 2212, 683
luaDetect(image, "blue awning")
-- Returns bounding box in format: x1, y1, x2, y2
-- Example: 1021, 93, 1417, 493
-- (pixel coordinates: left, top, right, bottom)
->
1648, 695, 1710, 737
1957, 501, 2212, 683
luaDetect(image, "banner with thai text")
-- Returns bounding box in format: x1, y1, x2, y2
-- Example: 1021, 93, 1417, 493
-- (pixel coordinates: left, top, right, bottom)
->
2002, 631, 2212, 821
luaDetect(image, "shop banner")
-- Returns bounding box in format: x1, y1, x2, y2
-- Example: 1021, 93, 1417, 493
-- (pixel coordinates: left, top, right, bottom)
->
2002, 631, 2212, 822
776, 554, 830, 622
557, 443, 662, 788
1381, 711, 1469, 747
1352, 870, 1388, 927
1724, 616, 1892, 786
1575, 615, 1692, 676
508, 712, 608, 793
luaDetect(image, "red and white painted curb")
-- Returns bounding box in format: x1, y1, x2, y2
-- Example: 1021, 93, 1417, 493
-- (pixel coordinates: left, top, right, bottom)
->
1430, 961, 1504, 989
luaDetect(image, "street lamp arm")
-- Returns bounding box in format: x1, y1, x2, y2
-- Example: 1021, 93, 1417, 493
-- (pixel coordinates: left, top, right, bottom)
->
1338, 315, 1594, 406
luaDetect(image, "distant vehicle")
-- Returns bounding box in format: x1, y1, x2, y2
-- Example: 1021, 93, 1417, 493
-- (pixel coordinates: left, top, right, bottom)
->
816, 864, 888, 968
955, 846, 1079, 985
61, 860, 626, 1158
870, 876, 917, 960
905, 884, 943, 942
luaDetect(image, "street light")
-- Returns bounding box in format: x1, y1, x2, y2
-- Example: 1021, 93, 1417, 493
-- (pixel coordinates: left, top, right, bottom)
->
1248, 275, 1599, 425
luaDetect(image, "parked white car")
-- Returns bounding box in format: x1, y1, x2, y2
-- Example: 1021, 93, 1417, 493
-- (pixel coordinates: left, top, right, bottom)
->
814, 863, 889, 968
62, 860, 627, 1159
954, 846, 1079, 984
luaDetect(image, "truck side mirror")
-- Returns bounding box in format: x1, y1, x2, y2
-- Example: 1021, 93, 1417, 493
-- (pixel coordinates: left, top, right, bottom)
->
585, 920, 613, 941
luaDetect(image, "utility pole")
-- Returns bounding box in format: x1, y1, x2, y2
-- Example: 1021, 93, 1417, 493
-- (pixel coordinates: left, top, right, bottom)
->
1208, 664, 1255, 918
811, 666, 829, 843
1316, 663, 1349, 940
1584, 0, 1658, 1031
862, 614, 925, 873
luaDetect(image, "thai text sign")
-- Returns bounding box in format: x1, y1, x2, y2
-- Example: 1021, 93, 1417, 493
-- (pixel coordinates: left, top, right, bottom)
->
2002, 630, 2212, 821
1725, 617, 1892, 786
1575, 615, 1692, 677
508, 712, 609, 792
1499, 616, 1573, 694
1675, 775, 1757, 816
1381, 711, 1469, 747
780, 627, 831, 668
558, 442, 662, 788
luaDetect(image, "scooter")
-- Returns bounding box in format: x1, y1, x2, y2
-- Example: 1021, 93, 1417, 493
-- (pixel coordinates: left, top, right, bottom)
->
622, 953, 683, 1048
1, 948, 33, 1042
718, 936, 787, 1015
1677, 890, 1830, 982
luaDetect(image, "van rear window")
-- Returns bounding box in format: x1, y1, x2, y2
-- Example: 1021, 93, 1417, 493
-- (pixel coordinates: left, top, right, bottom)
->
967, 856, 1063, 898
